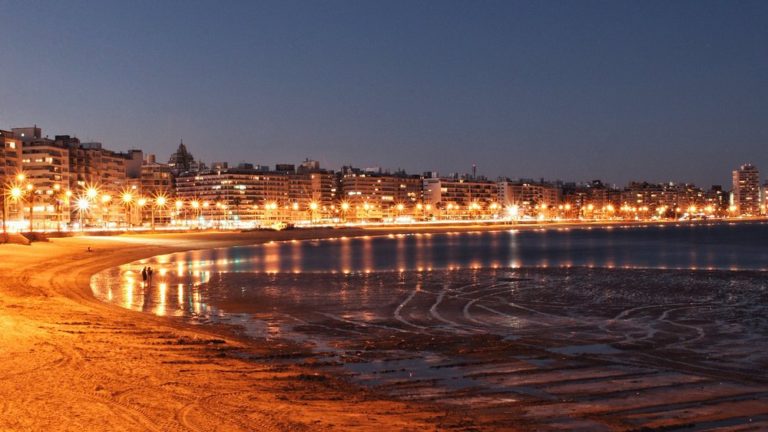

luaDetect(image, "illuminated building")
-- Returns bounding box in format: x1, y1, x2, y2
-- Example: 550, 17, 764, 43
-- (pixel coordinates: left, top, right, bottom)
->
341, 167, 421, 220
290, 163, 337, 219
176, 166, 290, 224
497, 180, 559, 217
140, 154, 174, 196
15, 130, 71, 228
424, 176, 499, 219
0, 129, 22, 183
732, 163, 761, 216
0, 129, 23, 227
560, 180, 609, 218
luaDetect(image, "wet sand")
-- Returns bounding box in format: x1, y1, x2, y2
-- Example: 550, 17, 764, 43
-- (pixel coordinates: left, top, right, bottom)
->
135, 267, 768, 431
3, 224, 768, 430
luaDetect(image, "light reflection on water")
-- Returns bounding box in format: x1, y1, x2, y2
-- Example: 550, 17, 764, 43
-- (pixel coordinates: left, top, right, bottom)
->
90, 222, 768, 317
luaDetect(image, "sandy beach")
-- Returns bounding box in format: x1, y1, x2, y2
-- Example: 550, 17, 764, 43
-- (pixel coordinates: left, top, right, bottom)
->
0, 229, 484, 432
2, 222, 767, 431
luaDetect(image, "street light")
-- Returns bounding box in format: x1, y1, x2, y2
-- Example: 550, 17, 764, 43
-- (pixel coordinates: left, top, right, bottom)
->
76, 197, 90, 230
86, 186, 99, 200
121, 192, 134, 228
152, 195, 168, 229
24, 183, 35, 231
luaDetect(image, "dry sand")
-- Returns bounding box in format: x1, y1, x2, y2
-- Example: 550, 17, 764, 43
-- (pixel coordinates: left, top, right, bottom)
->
0, 229, 492, 432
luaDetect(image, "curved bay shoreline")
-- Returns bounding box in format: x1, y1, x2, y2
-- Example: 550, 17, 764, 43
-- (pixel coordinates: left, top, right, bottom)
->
2, 220, 767, 431
3, 225, 552, 432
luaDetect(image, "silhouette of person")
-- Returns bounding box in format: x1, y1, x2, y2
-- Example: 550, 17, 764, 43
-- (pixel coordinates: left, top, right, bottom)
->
141, 267, 148, 287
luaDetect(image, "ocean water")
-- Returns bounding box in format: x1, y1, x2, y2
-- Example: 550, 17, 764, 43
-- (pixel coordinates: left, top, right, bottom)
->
91, 222, 768, 318
90, 221, 768, 427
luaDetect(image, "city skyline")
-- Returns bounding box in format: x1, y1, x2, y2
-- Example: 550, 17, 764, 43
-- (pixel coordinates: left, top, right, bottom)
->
2, 1, 767, 187
4, 123, 763, 190
2, 124, 762, 233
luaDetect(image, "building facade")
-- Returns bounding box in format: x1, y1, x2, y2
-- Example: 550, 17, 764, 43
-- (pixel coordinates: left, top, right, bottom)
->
732, 164, 761, 216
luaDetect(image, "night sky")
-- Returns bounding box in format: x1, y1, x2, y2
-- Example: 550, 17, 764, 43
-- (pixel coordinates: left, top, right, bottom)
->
1, 0, 766, 187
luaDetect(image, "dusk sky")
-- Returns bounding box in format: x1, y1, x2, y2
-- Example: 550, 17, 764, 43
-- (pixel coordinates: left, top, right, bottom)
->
1, 0, 766, 187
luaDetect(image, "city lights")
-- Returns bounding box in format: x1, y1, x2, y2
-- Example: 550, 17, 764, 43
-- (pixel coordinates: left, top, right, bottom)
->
0, 125, 762, 232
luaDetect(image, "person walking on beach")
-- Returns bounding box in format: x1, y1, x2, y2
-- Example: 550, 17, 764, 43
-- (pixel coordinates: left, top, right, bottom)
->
141, 267, 148, 287
147, 267, 154, 286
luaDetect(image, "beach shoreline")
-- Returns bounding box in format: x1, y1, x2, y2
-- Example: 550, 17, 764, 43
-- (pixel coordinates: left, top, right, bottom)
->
2, 219, 766, 431
0, 228, 498, 431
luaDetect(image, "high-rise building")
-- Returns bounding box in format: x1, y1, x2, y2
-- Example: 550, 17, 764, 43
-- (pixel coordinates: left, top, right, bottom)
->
1, 129, 23, 228
140, 154, 174, 197
17, 132, 71, 229
340, 168, 421, 220
0, 129, 22, 182
732, 164, 761, 216
497, 180, 559, 217
423, 177, 499, 219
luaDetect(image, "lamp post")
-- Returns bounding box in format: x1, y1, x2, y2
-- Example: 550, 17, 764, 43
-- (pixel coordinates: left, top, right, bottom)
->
174, 200, 183, 226
101, 194, 112, 228
76, 197, 90, 231
121, 192, 134, 229
24, 183, 35, 232
191, 200, 200, 227
137, 197, 147, 227
153, 195, 167, 230
340, 201, 350, 223
309, 201, 318, 223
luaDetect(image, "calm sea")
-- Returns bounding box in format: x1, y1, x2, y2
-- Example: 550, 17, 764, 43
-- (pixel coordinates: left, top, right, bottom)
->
91, 221, 768, 317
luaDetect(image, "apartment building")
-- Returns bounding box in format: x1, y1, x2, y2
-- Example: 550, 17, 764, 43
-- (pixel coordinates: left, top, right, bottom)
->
732, 163, 761, 216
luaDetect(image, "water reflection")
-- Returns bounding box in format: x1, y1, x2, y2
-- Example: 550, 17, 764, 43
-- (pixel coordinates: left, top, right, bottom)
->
90, 222, 768, 318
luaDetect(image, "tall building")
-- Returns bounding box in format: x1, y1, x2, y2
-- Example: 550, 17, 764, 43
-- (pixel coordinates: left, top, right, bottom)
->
340, 168, 422, 220
0, 129, 22, 182
175, 167, 291, 224
1, 129, 23, 228
560, 180, 611, 218
497, 180, 559, 217
140, 154, 174, 197
16, 132, 71, 229
732, 164, 761, 216
423, 177, 499, 219
288, 169, 337, 220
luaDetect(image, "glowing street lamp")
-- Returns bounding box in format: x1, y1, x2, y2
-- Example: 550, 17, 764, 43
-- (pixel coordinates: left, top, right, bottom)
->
308, 201, 319, 223
10, 186, 23, 200
505, 205, 519, 221
76, 197, 90, 230
120, 192, 134, 228
76, 197, 90, 211
152, 195, 168, 229
340, 201, 350, 222
86, 186, 99, 200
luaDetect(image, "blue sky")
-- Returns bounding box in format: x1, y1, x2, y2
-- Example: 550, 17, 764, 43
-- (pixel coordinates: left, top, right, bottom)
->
1, 0, 766, 187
